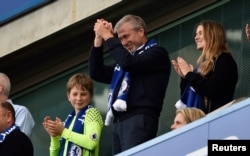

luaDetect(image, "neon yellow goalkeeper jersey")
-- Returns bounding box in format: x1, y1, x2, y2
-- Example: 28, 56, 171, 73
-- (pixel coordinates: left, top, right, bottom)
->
49, 107, 104, 156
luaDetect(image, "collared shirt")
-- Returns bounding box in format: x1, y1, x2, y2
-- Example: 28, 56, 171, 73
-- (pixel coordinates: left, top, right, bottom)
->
7, 99, 35, 138
131, 44, 144, 55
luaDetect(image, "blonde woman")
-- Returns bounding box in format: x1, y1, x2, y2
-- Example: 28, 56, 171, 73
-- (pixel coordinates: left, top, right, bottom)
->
171, 107, 205, 130
172, 20, 238, 114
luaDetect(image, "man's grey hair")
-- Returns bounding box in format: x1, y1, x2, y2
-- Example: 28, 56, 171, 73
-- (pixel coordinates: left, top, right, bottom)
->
114, 14, 147, 35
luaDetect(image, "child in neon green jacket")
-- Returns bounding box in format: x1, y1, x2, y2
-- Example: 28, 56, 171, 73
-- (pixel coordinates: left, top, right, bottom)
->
43, 73, 104, 156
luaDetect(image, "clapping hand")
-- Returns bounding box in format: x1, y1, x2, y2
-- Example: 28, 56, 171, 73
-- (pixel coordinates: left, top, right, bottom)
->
43, 116, 64, 137
246, 24, 250, 40
172, 57, 193, 78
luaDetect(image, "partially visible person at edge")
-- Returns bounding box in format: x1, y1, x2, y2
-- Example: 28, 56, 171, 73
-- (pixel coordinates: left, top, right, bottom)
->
172, 20, 238, 114
171, 107, 205, 130
0, 100, 34, 156
89, 14, 171, 154
43, 73, 103, 156
246, 23, 250, 40
0, 72, 35, 138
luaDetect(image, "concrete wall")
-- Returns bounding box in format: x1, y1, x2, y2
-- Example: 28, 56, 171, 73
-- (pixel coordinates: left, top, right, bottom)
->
0, 0, 121, 57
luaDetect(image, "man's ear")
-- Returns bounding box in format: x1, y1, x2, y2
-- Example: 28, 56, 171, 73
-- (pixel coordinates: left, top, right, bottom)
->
138, 27, 145, 35
138, 28, 147, 39
0, 85, 3, 93
5, 111, 13, 124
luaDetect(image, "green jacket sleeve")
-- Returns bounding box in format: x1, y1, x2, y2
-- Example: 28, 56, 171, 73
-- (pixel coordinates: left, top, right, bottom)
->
49, 136, 60, 156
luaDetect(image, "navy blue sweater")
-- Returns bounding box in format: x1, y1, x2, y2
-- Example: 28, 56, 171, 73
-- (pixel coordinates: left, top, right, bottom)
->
89, 37, 171, 121
0, 129, 33, 156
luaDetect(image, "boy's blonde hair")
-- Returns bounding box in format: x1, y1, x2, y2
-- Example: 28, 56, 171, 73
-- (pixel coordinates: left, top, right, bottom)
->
66, 73, 94, 96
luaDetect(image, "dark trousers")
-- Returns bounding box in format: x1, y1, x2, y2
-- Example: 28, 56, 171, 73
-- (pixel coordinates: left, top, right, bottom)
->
112, 114, 158, 155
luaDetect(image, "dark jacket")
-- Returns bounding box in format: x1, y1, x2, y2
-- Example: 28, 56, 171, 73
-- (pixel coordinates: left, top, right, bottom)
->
180, 52, 238, 113
0, 129, 34, 156
89, 37, 171, 121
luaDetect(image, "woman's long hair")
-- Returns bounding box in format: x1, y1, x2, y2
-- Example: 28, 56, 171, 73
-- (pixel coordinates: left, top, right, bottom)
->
196, 20, 231, 76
